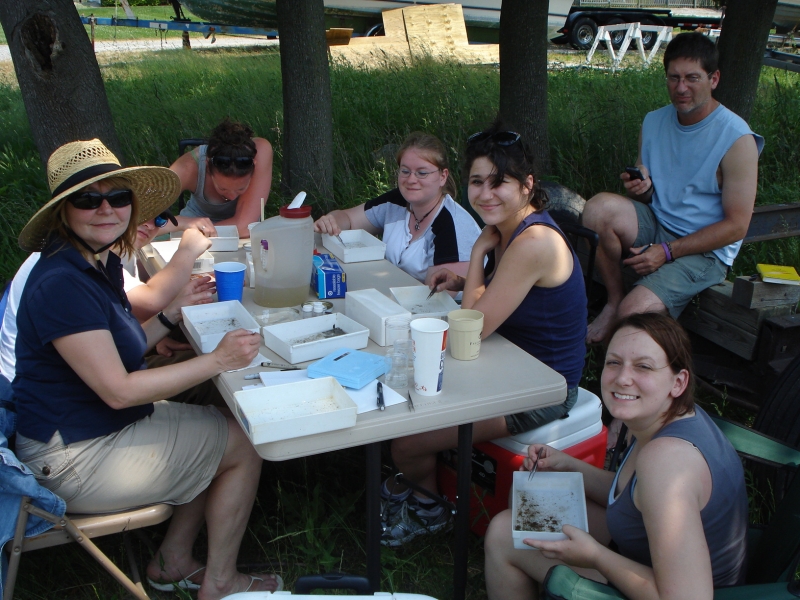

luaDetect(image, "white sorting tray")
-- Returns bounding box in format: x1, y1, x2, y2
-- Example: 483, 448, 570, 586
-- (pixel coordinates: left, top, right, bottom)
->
512, 471, 588, 548
151, 240, 214, 274
182, 300, 260, 353
390, 286, 460, 320
261, 313, 369, 364
233, 377, 357, 445
171, 225, 239, 252
345, 288, 411, 346
321, 229, 386, 263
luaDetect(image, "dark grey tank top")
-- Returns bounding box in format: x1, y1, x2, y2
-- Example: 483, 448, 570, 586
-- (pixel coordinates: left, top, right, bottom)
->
606, 406, 747, 587
178, 145, 238, 222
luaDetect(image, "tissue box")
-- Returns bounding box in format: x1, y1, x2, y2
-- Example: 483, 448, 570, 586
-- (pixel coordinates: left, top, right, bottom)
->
262, 313, 369, 364
171, 225, 239, 252
390, 286, 460, 320
232, 377, 358, 444
511, 471, 588, 549
311, 253, 347, 299
321, 229, 386, 263
182, 300, 260, 353
345, 288, 411, 346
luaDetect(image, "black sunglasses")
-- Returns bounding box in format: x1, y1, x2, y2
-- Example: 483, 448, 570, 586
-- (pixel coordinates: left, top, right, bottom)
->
211, 155, 254, 170
154, 211, 177, 228
467, 131, 522, 146
66, 189, 133, 210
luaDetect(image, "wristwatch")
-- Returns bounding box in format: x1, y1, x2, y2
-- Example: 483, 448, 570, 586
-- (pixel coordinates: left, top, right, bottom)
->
157, 311, 178, 330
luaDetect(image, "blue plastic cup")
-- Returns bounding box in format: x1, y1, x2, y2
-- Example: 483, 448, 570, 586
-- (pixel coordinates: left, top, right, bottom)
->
214, 262, 246, 302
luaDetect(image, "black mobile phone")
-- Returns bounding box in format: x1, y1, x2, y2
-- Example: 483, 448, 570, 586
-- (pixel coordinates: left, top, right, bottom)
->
625, 166, 645, 181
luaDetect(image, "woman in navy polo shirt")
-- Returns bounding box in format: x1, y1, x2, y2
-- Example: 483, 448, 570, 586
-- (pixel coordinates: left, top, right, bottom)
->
12, 140, 282, 597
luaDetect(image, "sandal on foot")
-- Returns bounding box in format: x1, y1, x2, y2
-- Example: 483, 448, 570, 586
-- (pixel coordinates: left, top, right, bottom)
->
147, 566, 205, 591
244, 574, 284, 593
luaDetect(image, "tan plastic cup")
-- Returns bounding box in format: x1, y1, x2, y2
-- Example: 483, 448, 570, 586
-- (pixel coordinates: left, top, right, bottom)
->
447, 309, 484, 361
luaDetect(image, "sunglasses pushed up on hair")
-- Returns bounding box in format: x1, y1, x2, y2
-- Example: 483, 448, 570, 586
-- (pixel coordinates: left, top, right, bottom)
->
467, 131, 522, 146
66, 189, 133, 210
210, 155, 254, 170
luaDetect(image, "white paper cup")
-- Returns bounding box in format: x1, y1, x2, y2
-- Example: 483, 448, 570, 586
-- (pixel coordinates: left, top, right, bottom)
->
410, 318, 449, 396
447, 309, 484, 361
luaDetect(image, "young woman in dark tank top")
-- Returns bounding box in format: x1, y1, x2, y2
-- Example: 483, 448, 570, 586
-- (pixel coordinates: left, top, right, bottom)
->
484, 313, 748, 600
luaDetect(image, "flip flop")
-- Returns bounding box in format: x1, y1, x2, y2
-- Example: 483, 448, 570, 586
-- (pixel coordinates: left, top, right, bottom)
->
244, 574, 284, 593
147, 566, 205, 591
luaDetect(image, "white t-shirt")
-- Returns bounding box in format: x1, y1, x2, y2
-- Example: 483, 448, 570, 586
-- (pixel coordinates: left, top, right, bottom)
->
0, 253, 143, 381
364, 189, 481, 282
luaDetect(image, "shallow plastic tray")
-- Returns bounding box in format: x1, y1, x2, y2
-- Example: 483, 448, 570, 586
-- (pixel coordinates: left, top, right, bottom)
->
171, 225, 239, 252
321, 229, 386, 263
151, 240, 214, 274
511, 471, 588, 549
232, 377, 357, 445
182, 300, 260, 353
262, 313, 369, 364
390, 286, 460, 320
345, 288, 411, 346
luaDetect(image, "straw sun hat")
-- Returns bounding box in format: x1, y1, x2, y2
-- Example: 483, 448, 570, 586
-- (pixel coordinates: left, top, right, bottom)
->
19, 139, 181, 252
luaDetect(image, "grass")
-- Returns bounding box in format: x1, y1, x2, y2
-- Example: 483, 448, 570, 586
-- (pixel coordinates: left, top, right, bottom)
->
2, 48, 800, 598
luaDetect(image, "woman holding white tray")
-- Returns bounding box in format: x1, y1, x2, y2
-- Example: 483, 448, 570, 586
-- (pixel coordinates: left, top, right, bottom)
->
313, 132, 481, 284
12, 139, 281, 597
484, 314, 748, 600
379, 124, 587, 547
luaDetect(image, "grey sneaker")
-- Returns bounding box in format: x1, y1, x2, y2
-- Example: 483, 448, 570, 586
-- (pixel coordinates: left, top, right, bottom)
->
380, 498, 451, 547
380, 489, 410, 528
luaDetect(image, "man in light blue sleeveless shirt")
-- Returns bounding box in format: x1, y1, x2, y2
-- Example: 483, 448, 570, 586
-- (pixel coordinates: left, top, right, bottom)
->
584, 32, 764, 344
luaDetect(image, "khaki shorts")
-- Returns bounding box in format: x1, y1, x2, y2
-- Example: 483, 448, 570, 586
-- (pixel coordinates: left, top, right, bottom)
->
16, 401, 228, 514
631, 201, 728, 318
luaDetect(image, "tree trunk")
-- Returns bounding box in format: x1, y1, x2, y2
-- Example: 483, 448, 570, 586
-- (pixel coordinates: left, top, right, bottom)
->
715, 0, 779, 123
0, 0, 122, 168
275, 0, 334, 210
499, 0, 550, 176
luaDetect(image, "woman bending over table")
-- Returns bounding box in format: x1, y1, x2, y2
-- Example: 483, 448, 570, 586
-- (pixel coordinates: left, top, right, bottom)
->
314, 132, 480, 284
12, 139, 281, 598
485, 313, 748, 600
170, 118, 274, 238
379, 124, 587, 547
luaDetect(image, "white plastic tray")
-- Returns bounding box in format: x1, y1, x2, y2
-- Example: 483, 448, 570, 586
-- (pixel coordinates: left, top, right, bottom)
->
262, 313, 369, 364
151, 240, 214, 274
171, 225, 239, 252
512, 471, 588, 548
345, 288, 411, 346
182, 300, 260, 353
390, 286, 460, 320
321, 229, 386, 263
233, 377, 357, 445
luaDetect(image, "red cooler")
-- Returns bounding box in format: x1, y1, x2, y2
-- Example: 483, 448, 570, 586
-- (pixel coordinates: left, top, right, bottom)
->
437, 387, 607, 536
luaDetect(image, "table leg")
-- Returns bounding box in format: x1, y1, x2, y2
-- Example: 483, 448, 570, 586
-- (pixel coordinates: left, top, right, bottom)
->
365, 441, 381, 592
453, 422, 473, 600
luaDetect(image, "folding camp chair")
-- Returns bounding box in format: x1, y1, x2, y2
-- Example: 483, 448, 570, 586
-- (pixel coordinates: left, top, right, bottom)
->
542, 415, 800, 600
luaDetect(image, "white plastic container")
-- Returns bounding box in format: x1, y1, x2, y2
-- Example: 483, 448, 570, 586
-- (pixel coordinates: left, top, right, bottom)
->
250, 205, 314, 307
182, 300, 260, 353
150, 240, 214, 274
232, 377, 357, 444
345, 289, 412, 346
321, 229, 387, 263
390, 286, 460, 320
262, 313, 369, 364
171, 225, 239, 252
511, 471, 588, 549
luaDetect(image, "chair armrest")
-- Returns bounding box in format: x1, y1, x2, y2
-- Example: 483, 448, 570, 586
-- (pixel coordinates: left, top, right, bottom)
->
543, 565, 627, 600
710, 415, 800, 468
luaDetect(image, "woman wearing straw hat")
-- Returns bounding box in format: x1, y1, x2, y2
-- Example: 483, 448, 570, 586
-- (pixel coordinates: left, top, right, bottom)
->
12, 139, 282, 597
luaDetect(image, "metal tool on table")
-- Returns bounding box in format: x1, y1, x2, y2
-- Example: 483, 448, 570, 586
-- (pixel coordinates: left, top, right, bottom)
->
260, 360, 301, 370
377, 381, 385, 411
406, 391, 415, 412
527, 446, 544, 482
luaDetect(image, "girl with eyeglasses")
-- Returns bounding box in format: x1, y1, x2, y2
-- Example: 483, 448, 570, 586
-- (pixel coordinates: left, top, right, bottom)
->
12, 140, 283, 596
379, 124, 587, 547
314, 131, 481, 284
170, 118, 274, 238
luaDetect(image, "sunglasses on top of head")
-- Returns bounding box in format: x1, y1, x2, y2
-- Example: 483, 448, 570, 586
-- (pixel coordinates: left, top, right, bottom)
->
66, 189, 134, 210
467, 131, 522, 146
211, 155, 254, 170
154, 211, 178, 228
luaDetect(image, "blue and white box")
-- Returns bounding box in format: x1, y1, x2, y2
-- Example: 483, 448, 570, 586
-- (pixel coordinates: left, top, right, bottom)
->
312, 253, 347, 299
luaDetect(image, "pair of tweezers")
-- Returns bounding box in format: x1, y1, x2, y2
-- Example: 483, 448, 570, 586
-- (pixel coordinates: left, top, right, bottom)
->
406, 391, 416, 412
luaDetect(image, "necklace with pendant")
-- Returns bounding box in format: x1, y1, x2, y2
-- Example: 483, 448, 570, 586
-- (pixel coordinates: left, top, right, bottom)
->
410, 198, 441, 231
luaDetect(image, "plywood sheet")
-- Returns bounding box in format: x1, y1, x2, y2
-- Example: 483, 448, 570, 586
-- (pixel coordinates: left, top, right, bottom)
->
402, 4, 469, 58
